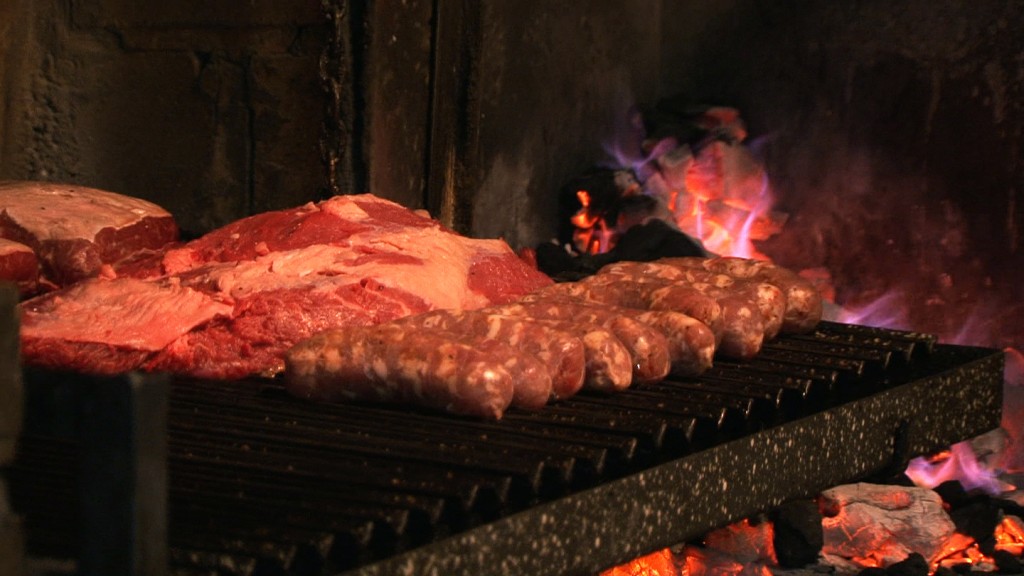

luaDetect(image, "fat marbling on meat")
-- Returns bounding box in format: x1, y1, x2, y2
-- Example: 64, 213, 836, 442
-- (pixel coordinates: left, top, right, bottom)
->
19, 194, 553, 379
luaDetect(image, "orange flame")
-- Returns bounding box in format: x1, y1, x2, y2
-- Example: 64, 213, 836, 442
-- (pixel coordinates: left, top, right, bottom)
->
572, 189, 618, 255
569, 138, 780, 258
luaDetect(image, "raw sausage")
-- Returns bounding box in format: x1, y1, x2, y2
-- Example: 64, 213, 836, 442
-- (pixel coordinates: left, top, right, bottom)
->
494, 300, 671, 383
660, 256, 823, 333
396, 309, 584, 404
596, 261, 785, 341
284, 324, 520, 419
499, 298, 713, 376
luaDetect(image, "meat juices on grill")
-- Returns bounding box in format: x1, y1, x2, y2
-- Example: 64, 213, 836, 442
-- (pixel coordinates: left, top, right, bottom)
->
494, 299, 678, 381
284, 324, 521, 419
396, 309, 585, 406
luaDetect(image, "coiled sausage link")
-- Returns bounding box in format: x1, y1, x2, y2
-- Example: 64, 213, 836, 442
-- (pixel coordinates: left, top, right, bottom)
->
596, 261, 785, 341
537, 277, 725, 342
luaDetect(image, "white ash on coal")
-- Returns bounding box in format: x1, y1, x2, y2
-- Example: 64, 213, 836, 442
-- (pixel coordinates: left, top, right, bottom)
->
819, 483, 956, 572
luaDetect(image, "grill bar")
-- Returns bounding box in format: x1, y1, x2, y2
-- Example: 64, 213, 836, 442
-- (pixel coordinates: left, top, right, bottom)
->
11, 323, 1001, 576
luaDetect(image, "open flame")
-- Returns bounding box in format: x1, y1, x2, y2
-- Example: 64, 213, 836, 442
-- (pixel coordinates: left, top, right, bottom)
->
905, 442, 1015, 496
572, 107, 783, 259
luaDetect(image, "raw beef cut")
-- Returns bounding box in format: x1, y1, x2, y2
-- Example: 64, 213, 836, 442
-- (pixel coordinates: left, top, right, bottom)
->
0, 238, 42, 296
20, 194, 554, 379
0, 181, 179, 286
21, 277, 233, 375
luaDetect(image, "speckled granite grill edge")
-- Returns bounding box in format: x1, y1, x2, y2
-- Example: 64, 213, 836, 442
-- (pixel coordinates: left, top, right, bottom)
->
349, 345, 1004, 576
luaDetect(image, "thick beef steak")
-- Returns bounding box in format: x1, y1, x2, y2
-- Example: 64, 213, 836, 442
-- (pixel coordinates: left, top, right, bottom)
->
0, 181, 179, 286
20, 194, 553, 379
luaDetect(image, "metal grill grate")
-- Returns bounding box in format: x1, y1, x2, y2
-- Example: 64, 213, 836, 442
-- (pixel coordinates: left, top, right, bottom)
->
10, 322, 1004, 575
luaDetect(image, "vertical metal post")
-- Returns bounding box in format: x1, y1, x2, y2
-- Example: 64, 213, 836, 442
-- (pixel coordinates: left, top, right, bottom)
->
0, 284, 23, 576
78, 372, 169, 576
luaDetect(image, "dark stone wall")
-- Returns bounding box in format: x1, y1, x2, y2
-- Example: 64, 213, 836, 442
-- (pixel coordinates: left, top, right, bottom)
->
0, 0, 326, 237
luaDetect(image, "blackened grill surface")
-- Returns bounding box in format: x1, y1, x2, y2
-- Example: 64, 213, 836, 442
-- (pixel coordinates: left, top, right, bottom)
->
10, 321, 1004, 576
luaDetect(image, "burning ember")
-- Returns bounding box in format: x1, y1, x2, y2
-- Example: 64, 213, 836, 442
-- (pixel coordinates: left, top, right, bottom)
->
601, 481, 1024, 576
568, 106, 785, 260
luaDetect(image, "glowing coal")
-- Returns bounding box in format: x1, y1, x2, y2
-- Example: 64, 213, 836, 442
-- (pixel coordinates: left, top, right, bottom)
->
569, 106, 784, 260
819, 483, 956, 572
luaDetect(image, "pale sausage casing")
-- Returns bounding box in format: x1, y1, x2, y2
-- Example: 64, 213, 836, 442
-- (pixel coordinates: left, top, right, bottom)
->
396, 309, 583, 405
284, 324, 517, 419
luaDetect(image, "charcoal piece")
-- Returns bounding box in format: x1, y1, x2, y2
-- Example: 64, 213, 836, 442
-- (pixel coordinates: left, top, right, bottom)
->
934, 480, 970, 508
994, 497, 1024, 519
857, 567, 888, 576
535, 219, 706, 281
534, 243, 598, 281
992, 549, 1022, 574
949, 501, 1001, 543
771, 499, 824, 568
885, 553, 929, 576
607, 219, 707, 263
933, 567, 958, 576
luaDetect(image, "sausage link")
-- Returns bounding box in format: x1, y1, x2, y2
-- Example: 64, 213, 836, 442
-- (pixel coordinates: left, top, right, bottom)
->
496, 300, 671, 383
284, 324, 516, 419
597, 260, 686, 281
568, 274, 726, 342
397, 309, 583, 405
673, 269, 785, 340
692, 288, 764, 360
661, 256, 823, 333
596, 262, 783, 344
512, 315, 634, 392
632, 310, 716, 375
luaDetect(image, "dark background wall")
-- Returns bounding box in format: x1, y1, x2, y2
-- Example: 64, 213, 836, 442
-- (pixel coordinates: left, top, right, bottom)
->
2, 0, 1023, 347
0, 0, 325, 238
